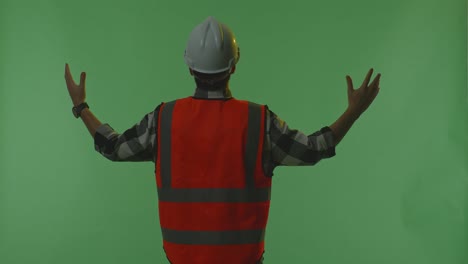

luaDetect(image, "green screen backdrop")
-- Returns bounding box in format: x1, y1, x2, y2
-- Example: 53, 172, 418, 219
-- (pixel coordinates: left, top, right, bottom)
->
1, 0, 468, 263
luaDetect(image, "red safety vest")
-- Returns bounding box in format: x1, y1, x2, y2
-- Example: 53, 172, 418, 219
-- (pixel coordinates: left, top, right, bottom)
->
155, 97, 272, 264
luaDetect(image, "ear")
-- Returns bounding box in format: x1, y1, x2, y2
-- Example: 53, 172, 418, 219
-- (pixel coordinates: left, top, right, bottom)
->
189, 68, 194, 76
231, 65, 236, 74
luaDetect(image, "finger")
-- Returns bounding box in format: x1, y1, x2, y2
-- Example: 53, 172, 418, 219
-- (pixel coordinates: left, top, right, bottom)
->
362, 68, 374, 89
80, 72, 86, 87
371, 86, 380, 101
346, 75, 354, 94
65, 63, 70, 79
369, 73, 381, 89
65, 63, 76, 86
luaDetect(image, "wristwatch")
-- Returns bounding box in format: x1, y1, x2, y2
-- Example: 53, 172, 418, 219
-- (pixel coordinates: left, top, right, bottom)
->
72, 102, 89, 118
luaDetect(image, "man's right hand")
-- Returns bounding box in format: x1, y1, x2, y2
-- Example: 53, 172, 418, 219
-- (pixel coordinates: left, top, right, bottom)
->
65, 63, 87, 107
346, 68, 381, 117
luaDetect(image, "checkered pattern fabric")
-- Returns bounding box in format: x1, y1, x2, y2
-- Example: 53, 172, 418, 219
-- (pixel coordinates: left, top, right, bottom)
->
94, 88, 336, 177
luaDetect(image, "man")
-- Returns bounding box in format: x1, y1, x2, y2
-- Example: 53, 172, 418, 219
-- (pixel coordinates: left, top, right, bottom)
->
65, 16, 381, 264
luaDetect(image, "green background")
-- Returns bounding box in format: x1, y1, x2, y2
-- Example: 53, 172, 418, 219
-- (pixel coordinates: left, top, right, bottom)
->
1, 0, 468, 263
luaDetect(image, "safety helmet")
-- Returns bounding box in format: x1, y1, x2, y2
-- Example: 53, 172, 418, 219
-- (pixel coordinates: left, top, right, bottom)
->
184, 16, 240, 76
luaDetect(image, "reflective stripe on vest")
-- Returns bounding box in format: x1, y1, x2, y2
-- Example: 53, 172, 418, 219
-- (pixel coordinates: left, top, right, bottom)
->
158, 99, 270, 245
161, 228, 266, 245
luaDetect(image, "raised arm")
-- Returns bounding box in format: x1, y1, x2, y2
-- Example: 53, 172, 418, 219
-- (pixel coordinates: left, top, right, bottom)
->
79, 108, 102, 138
64, 63, 102, 138
64, 63, 156, 162
266, 68, 381, 169
330, 68, 381, 146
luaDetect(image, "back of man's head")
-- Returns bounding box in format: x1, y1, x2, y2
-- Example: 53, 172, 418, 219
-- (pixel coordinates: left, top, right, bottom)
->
191, 68, 233, 91
185, 17, 239, 92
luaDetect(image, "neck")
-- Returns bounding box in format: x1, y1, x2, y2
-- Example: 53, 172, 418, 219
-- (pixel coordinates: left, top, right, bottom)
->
194, 85, 232, 98
197, 81, 230, 92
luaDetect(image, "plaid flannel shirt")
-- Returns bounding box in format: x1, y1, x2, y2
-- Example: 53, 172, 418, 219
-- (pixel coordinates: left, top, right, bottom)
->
94, 87, 336, 177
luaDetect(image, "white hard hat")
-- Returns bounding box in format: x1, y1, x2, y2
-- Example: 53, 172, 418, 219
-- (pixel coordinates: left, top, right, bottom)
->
184, 16, 240, 75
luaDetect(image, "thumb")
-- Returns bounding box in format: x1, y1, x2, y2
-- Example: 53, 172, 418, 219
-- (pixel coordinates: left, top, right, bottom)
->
346, 75, 353, 94
80, 72, 86, 87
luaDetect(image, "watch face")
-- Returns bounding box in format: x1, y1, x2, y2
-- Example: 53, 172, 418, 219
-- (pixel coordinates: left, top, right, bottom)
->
72, 103, 87, 118
73, 107, 78, 117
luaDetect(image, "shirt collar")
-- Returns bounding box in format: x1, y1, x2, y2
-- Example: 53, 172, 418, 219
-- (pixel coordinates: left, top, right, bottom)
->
193, 87, 233, 99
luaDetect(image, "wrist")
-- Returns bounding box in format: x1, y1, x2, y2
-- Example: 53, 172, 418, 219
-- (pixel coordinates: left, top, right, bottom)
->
346, 107, 361, 121
73, 101, 85, 107
72, 102, 89, 118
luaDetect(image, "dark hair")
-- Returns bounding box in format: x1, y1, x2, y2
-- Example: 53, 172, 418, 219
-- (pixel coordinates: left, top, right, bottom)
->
193, 70, 231, 91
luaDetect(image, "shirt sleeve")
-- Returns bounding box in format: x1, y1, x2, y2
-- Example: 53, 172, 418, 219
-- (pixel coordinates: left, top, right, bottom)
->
93, 105, 160, 162
265, 108, 336, 170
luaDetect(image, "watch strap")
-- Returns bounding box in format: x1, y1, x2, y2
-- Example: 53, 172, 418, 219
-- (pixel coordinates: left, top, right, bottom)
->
73, 102, 89, 118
